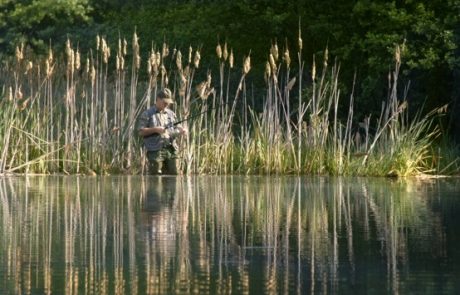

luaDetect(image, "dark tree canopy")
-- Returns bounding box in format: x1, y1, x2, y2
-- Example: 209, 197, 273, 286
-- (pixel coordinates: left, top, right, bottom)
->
1, 0, 459, 136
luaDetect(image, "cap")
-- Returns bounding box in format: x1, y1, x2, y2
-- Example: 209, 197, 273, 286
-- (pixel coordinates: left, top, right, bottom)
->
157, 88, 174, 104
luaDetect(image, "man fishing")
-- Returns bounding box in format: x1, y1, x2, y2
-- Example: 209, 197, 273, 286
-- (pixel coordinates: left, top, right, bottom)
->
138, 88, 187, 175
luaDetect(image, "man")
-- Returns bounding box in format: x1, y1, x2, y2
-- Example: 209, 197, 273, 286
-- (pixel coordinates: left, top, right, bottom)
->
138, 88, 187, 174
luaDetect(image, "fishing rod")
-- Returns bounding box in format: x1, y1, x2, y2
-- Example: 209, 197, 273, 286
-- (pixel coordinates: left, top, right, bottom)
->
170, 102, 230, 126
169, 100, 233, 127
143, 100, 233, 138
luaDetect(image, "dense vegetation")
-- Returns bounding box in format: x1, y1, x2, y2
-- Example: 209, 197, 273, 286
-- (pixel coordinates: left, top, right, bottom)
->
2, 0, 459, 124
0, 0, 459, 175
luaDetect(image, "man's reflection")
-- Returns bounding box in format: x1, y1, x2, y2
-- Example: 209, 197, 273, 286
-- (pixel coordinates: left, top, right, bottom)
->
143, 177, 177, 213
141, 176, 193, 294
142, 177, 178, 258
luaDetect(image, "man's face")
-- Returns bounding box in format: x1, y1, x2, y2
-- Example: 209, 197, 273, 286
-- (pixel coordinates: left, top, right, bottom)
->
156, 98, 169, 111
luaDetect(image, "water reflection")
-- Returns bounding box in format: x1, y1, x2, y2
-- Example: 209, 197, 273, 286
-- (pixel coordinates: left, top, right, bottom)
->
0, 176, 459, 294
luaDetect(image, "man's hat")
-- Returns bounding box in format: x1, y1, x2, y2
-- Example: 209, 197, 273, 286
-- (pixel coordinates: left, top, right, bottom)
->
157, 88, 174, 104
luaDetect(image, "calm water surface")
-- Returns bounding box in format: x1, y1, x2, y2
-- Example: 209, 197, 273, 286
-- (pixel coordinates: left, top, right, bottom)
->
0, 176, 459, 294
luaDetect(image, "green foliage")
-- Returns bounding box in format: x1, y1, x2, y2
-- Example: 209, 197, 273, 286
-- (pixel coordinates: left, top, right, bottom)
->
305, 0, 460, 118
0, 0, 93, 54
1, 0, 459, 123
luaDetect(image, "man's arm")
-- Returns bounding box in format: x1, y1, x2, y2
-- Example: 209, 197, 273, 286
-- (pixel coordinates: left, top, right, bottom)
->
137, 110, 167, 137
139, 126, 166, 137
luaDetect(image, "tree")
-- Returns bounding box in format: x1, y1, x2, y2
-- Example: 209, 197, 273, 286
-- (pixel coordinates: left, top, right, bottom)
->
0, 0, 93, 54
304, 0, 459, 121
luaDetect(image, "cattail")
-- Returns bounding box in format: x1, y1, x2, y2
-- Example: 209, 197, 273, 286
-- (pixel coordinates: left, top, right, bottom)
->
270, 43, 279, 62
181, 74, 187, 84
118, 38, 122, 55
133, 32, 140, 69
216, 43, 222, 59
123, 38, 128, 56
284, 48, 291, 68
395, 44, 401, 64
133, 48, 140, 70
179, 73, 187, 96
117, 54, 121, 71
65, 39, 72, 58
16, 86, 23, 100
65, 39, 73, 71
223, 43, 228, 61
147, 51, 152, 74
120, 56, 125, 70
269, 53, 277, 73
45, 59, 49, 76
48, 48, 54, 63
102, 38, 108, 55
188, 46, 193, 64
229, 49, 234, 68
197, 81, 206, 99
194, 50, 201, 68
134, 53, 140, 69
103, 44, 110, 64
298, 25, 303, 51
312, 56, 316, 81
264, 61, 271, 81
154, 51, 161, 66
96, 35, 100, 51
176, 50, 182, 70
133, 32, 139, 51
90, 65, 96, 84
45, 59, 53, 77
149, 50, 156, 67
8, 87, 13, 101
146, 56, 151, 74
196, 73, 213, 100
86, 58, 90, 74
15, 43, 24, 62
323, 47, 328, 68
75, 50, 81, 70
70, 49, 75, 71
19, 97, 30, 111
162, 42, 169, 57
25, 61, 33, 74
243, 55, 251, 74
398, 100, 407, 112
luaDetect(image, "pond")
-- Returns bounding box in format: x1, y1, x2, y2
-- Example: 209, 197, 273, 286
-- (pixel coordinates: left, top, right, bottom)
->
1, 176, 459, 294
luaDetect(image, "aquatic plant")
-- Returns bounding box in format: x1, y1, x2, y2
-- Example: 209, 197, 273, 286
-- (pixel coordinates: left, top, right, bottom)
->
0, 32, 455, 175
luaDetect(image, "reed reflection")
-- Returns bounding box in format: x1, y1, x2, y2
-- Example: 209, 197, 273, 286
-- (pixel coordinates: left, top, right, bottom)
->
0, 176, 455, 294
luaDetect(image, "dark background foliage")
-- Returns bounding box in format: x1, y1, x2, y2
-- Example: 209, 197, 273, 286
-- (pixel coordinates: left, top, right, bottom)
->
1, 0, 459, 138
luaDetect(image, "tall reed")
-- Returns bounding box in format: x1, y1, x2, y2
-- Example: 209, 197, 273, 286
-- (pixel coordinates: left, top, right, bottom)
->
0, 33, 454, 175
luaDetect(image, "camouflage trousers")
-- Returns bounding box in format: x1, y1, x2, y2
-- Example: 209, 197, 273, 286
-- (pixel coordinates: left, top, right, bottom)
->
146, 146, 179, 175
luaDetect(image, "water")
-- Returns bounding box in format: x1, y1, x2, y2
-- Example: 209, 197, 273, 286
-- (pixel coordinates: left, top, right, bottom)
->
0, 175, 459, 294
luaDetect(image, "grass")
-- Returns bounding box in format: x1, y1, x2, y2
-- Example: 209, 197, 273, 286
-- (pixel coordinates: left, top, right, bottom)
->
0, 35, 457, 176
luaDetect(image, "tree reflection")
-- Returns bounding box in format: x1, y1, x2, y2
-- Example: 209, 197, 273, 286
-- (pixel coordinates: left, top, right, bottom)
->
0, 176, 457, 294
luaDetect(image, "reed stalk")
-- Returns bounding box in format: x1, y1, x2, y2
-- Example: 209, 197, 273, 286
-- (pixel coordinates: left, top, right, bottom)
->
0, 34, 455, 175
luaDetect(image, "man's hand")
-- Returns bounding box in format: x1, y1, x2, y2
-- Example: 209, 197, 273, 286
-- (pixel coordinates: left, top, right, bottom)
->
177, 126, 188, 136
156, 126, 166, 134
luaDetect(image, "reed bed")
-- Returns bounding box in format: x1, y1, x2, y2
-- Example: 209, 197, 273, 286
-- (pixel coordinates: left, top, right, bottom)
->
0, 33, 454, 175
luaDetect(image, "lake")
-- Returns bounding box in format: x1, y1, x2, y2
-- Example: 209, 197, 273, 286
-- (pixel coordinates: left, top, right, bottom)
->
1, 176, 459, 294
